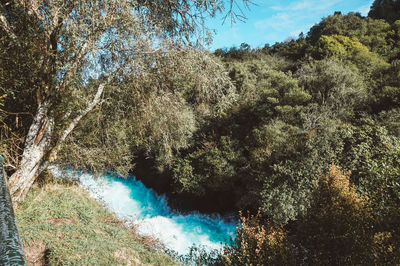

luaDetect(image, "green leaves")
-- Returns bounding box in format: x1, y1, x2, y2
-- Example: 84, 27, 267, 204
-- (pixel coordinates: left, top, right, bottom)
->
172, 135, 241, 196
315, 35, 389, 75
297, 59, 366, 122
0, 94, 5, 108
369, 0, 400, 23
294, 165, 376, 265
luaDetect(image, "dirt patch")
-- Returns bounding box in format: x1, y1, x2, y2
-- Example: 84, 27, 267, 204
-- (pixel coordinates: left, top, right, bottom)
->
24, 241, 48, 266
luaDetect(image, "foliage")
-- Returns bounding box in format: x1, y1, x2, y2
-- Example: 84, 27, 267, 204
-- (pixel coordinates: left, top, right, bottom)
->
3, 3, 400, 264
0, 94, 6, 107
169, 63, 314, 218
370, 62, 400, 111
173, 135, 242, 196
222, 211, 293, 266
335, 122, 400, 261
0, 0, 251, 200
165, 10, 400, 233
168, 245, 224, 266
221, 165, 399, 265
58, 50, 235, 175
369, 0, 400, 23
0, 2, 42, 172
294, 164, 374, 264
297, 59, 365, 120
315, 34, 389, 77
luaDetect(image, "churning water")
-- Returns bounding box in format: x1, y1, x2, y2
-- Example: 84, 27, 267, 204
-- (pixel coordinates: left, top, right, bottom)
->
50, 167, 236, 255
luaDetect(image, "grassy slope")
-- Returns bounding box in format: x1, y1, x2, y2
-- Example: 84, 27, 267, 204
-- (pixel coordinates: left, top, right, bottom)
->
15, 179, 177, 265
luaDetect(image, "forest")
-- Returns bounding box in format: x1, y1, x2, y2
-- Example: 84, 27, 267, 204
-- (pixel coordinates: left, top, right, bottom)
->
1, 0, 400, 264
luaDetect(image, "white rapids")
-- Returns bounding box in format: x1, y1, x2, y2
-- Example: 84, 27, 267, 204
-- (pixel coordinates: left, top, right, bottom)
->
49, 166, 237, 255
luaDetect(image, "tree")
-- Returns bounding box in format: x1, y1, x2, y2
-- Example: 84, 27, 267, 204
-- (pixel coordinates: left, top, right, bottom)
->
222, 211, 293, 265
308, 13, 391, 52
296, 59, 366, 124
369, 0, 400, 23
58, 49, 236, 176
294, 165, 374, 264
314, 35, 389, 73
0, 0, 250, 201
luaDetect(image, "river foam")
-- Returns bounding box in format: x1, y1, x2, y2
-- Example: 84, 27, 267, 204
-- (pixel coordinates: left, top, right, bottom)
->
49, 166, 236, 255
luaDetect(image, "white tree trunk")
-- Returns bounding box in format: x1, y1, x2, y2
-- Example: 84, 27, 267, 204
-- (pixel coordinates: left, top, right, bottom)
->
7, 83, 105, 202
7, 100, 54, 202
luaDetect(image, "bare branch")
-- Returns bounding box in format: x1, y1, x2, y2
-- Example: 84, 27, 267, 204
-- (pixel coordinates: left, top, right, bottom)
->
223, 0, 255, 25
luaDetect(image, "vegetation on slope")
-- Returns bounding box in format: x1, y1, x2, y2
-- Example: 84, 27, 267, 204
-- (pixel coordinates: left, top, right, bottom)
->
136, 7, 400, 264
15, 177, 177, 265
222, 165, 398, 265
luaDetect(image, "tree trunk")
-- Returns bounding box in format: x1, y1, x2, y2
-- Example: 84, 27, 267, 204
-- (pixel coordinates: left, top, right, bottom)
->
7, 101, 54, 202
7, 83, 104, 202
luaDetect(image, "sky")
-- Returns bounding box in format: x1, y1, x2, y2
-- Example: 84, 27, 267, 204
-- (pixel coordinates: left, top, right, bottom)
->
205, 0, 374, 50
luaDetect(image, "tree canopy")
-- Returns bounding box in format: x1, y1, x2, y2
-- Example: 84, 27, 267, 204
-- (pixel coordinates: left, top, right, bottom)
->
0, 0, 251, 201
369, 0, 400, 23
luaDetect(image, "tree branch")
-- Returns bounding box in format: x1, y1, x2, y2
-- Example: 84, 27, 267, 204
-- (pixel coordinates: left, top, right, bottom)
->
58, 42, 89, 92
48, 83, 105, 162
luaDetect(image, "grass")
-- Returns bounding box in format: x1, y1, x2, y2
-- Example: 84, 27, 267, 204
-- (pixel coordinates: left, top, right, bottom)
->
15, 177, 178, 265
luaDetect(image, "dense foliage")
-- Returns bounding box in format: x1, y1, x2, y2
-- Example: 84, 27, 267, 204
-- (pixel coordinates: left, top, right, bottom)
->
222, 165, 390, 265
369, 0, 400, 23
150, 10, 400, 263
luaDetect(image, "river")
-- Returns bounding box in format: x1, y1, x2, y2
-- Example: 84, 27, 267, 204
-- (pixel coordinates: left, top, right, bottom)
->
50, 166, 237, 255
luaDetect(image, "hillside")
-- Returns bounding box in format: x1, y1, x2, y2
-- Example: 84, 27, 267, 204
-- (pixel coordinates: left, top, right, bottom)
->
15, 177, 177, 265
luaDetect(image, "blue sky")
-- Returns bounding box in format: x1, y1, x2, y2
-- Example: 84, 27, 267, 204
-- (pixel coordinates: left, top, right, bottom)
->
206, 0, 374, 50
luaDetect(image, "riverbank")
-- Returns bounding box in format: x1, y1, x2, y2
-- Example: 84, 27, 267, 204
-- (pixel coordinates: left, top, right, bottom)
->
14, 176, 177, 265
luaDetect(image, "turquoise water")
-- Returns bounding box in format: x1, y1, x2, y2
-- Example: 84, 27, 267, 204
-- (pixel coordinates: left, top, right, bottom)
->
50, 167, 237, 254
